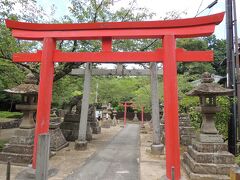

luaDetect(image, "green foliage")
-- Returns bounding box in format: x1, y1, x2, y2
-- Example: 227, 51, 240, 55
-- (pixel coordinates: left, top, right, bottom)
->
91, 76, 151, 110
52, 75, 84, 107
215, 96, 230, 139
235, 155, 240, 166
177, 38, 215, 75
0, 111, 23, 119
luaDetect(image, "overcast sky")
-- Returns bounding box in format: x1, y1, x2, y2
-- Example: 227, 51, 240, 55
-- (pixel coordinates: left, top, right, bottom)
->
37, 0, 240, 40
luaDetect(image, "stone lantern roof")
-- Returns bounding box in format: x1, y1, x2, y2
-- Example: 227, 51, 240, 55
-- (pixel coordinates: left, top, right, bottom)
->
186, 72, 233, 96
4, 73, 38, 95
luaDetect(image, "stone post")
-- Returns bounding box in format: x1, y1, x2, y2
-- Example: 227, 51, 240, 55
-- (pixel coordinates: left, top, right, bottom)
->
75, 63, 92, 150
112, 110, 117, 126
150, 62, 164, 155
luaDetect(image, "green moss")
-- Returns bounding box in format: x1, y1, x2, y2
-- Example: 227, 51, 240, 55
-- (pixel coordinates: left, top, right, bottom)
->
0, 111, 23, 119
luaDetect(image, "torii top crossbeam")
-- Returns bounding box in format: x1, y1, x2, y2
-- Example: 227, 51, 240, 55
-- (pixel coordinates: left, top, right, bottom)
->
5, 12, 224, 180
6, 13, 223, 40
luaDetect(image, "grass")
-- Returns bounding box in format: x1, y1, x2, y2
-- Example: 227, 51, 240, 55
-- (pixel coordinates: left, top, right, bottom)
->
0, 111, 23, 119
0, 140, 7, 151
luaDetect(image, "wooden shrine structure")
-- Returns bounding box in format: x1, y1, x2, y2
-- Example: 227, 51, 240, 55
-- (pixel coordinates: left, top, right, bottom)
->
5, 12, 224, 179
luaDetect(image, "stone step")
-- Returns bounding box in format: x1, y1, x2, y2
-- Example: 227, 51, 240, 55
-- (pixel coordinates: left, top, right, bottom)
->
0, 152, 32, 165
2, 144, 33, 154
182, 161, 230, 180
192, 140, 228, 153
183, 152, 237, 175
188, 146, 235, 164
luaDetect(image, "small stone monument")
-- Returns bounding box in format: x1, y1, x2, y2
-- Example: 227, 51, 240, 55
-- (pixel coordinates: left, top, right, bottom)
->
179, 113, 196, 146
101, 104, 111, 128
60, 96, 83, 141
88, 105, 101, 134
0, 73, 38, 165
132, 107, 139, 122
49, 109, 69, 151
112, 109, 117, 126
61, 97, 98, 141
183, 72, 237, 180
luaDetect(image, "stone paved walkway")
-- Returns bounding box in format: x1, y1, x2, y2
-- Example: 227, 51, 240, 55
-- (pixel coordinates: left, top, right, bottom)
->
65, 124, 140, 180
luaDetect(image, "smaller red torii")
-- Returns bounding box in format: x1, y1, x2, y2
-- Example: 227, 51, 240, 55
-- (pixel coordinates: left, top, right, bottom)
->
5, 12, 224, 180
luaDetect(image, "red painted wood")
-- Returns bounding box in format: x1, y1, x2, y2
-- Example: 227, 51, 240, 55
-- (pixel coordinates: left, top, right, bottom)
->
13, 49, 213, 63
32, 38, 56, 169
5, 12, 224, 31
163, 35, 181, 179
102, 37, 112, 52
11, 24, 215, 40
13, 50, 42, 62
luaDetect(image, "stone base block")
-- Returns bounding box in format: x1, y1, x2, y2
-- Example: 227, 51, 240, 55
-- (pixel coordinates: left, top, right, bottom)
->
187, 146, 235, 164
2, 144, 33, 154
151, 144, 164, 155
197, 133, 224, 143
0, 152, 32, 165
179, 127, 195, 135
61, 129, 78, 141
92, 126, 101, 134
75, 140, 87, 151
192, 139, 228, 153
180, 135, 195, 146
183, 152, 237, 175
101, 120, 111, 128
63, 114, 80, 122
60, 122, 79, 130
9, 129, 35, 145
182, 161, 230, 180
49, 127, 69, 151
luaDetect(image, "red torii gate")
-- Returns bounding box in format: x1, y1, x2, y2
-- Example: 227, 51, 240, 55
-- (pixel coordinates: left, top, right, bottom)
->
5, 12, 224, 180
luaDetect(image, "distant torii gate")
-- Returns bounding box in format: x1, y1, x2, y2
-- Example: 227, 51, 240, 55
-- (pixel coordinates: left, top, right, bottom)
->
5, 12, 224, 180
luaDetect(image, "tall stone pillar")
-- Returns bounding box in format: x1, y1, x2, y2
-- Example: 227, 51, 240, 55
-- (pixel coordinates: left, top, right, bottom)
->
150, 62, 164, 155
75, 63, 92, 150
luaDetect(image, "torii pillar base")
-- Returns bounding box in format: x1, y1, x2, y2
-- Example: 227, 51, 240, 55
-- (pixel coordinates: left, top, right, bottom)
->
151, 144, 164, 155
74, 140, 88, 151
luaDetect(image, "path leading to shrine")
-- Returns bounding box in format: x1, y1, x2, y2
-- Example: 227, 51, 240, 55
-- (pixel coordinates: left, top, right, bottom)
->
65, 124, 140, 180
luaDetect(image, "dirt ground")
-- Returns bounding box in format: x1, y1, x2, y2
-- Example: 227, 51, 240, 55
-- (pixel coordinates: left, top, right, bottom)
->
0, 121, 189, 180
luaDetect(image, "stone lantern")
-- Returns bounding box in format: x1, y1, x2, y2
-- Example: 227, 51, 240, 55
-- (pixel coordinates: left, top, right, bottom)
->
132, 107, 139, 122
5, 73, 38, 128
186, 72, 233, 143
0, 73, 38, 164
183, 72, 237, 180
